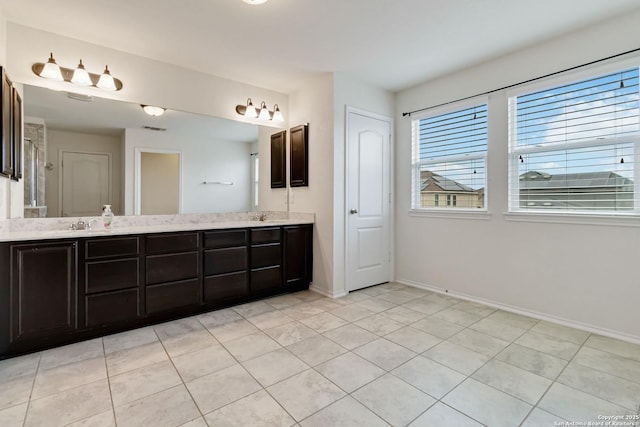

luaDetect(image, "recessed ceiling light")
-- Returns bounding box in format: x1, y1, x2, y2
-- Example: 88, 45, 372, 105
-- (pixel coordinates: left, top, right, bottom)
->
243, 0, 268, 5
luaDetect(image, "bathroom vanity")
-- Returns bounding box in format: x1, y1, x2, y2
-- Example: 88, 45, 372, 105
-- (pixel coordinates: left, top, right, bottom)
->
0, 218, 313, 358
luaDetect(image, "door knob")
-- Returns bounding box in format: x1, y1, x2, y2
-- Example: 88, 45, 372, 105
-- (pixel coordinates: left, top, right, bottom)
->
350, 209, 358, 214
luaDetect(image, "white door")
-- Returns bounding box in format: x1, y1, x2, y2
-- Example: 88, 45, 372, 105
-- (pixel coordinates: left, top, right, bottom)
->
347, 110, 391, 291
60, 151, 110, 217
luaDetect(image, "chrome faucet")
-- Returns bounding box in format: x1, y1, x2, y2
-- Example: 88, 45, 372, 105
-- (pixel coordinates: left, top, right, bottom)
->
69, 219, 98, 230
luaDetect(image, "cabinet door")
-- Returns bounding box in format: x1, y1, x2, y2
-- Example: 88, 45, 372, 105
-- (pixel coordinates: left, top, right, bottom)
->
284, 225, 313, 289
11, 241, 77, 342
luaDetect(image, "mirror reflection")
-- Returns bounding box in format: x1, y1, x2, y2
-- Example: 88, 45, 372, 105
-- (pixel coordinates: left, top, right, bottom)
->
22, 85, 259, 218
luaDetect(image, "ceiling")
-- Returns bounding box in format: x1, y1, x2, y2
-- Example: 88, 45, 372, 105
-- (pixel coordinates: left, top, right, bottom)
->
2, 0, 640, 93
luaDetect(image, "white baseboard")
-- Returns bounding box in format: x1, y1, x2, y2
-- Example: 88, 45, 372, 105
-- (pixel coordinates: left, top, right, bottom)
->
308, 283, 348, 299
397, 278, 640, 345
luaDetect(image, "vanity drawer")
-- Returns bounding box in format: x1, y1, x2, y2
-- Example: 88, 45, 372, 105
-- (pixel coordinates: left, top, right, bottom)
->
85, 237, 140, 259
204, 247, 247, 276
251, 266, 282, 292
85, 289, 139, 327
251, 227, 281, 244
85, 258, 139, 294
204, 229, 248, 249
251, 243, 281, 269
146, 232, 199, 254
146, 251, 199, 285
204, 272, 248, 302
146, 279, 200, 314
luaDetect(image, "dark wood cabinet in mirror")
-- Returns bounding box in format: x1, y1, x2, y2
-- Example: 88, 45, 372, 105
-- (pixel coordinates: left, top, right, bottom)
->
270, 130, 286, 188
1, 67, 13, 178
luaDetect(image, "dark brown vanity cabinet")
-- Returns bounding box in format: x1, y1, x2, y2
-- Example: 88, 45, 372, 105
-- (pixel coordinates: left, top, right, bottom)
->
9, 241, 78, 345
0, 224, 313, 358
203, 229, 248, 305
250, 227, 283, 293
145, 232, 201, 315
284, 224, 313, 289
82, 237, 142, 328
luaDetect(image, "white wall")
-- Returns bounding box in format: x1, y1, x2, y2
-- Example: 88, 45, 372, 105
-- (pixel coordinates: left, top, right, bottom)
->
395, 10, 640, 341
124, 128, 252, 215
45, 129, 123, 217
287, 73, 335, 295
1, 22, 288, 219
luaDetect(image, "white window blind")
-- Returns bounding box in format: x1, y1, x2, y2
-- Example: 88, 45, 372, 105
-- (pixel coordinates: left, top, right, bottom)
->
411, 102, 487, 210
509, 67, 640, 214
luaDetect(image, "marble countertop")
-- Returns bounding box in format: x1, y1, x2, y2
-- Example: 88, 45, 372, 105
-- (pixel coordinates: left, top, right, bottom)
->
0, 213, 314, 242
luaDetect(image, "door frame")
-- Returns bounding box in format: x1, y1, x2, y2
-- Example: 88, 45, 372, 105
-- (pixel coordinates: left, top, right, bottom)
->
134, 147, 183, 215
343, 106, 394, 294
58, 149, 112, 217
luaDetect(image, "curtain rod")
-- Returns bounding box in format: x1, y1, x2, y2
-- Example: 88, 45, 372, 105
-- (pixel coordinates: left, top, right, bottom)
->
401, 46, 640, 117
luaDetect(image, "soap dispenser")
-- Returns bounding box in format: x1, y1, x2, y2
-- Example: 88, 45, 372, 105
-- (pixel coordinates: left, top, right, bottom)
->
102, 204, 114, 228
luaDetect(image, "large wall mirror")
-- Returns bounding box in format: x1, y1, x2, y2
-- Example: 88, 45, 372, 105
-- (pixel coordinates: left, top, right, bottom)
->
21, 84, 260, 218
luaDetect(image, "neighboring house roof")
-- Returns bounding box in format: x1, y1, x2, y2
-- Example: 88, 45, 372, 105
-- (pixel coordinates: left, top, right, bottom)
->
519, 171, 634, 190
420, 170, 477, 193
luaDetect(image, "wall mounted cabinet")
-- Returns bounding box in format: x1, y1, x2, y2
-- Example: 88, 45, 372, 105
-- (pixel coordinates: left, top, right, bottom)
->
1, 66, 23, 180
270, 130, 286, 188
0, 224, 312, 358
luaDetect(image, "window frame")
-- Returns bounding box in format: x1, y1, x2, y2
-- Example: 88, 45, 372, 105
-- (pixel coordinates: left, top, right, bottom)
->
410, 96, 489, 214
507, 57, 640, 217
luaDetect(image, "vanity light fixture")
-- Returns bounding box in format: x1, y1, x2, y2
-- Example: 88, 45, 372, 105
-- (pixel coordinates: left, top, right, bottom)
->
141, 105, 166, 117
235, 98, 284, 122
242, 0, 269, 5
32, 53, 123, 91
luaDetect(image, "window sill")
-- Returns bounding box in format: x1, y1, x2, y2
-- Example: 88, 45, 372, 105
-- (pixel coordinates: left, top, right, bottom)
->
503, 211, 640, 227
408, 209, 492, 221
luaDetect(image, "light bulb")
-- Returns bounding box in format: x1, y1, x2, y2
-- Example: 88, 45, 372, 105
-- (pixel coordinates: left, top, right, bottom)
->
258, 101, 270, 120
272, 104, 284, 122
71, 60, 92, 86
40, 53, 63, 81
97, 65, 117, 91
245, 98, 258, 118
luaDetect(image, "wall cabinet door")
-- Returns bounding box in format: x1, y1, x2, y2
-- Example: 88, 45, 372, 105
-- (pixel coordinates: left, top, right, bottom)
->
11, 241, 77, 343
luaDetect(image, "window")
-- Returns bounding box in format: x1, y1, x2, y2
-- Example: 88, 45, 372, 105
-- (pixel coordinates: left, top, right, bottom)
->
509, 67, 639, 215
411, 101, 488, 210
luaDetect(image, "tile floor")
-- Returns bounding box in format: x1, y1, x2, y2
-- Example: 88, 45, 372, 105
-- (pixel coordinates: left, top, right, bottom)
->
1, 282, 639, 426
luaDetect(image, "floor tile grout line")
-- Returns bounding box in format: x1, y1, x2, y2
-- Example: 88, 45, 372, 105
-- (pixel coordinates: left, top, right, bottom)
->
398, 297, 545, 425
99, 338, 118, 427
192, 308, 302, 425
21, 351, 42, 427
151, 325, 210, 424
517, 332, 595, 425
